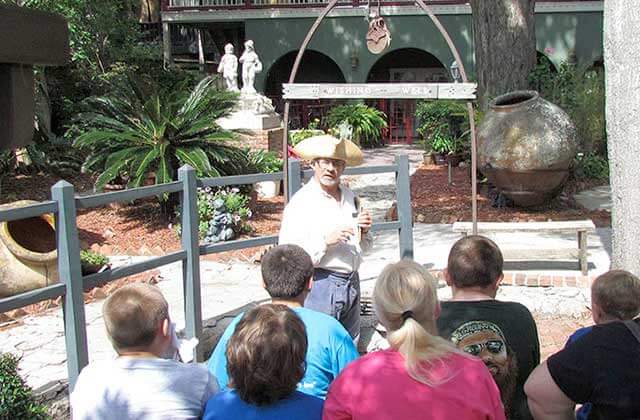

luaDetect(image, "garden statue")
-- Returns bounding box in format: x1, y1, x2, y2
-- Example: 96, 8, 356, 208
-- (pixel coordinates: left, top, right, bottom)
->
217, 43, 239, 92
215, 39, 281, 130
239, 40, 262, 95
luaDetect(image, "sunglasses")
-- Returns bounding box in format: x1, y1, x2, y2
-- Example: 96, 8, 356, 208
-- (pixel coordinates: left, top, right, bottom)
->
462, 340, 505, 357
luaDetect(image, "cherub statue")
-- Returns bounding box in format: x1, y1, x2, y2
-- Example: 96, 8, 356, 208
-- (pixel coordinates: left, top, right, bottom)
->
217, 43, 239, 92
239, 40, 262, 95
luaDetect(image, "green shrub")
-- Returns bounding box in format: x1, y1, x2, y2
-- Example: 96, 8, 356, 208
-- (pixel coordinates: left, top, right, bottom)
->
528, 61, 606, 156
289, 129, 324, 147
0, 353, 49, 420
248, 150, 283, 174
80, 250, 109, 267
575, 152, 609, 181
324, 103, 387, 148
73, 75, 238, 191
415, 101, 472, 155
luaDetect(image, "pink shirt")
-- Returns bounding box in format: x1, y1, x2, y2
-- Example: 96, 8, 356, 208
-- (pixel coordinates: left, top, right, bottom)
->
323, 349, 505, 420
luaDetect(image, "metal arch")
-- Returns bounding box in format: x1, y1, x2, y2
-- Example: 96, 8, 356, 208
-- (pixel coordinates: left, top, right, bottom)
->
282, 0, 341, 202
283, 0, 479, 234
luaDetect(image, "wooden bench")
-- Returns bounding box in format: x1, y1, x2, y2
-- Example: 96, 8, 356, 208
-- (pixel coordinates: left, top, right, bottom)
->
452, 220, 596, 275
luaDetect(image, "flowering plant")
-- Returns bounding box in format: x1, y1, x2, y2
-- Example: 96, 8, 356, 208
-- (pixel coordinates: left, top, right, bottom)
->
197, 187, 252, 243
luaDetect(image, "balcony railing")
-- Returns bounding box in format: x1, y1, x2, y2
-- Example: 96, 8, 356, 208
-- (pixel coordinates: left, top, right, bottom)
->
164, 0, 451, 9
164, 0, 602, 11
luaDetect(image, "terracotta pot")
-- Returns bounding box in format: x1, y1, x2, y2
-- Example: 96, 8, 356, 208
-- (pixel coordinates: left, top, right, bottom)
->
478, 91, 577, 207
0, 200, 58, 298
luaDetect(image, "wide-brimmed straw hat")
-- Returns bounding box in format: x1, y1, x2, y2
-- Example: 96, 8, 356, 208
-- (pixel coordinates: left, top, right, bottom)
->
293, 134, 363, 167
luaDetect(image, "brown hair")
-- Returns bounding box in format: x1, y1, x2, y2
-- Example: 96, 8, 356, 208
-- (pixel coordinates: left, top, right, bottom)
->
261, 245, 314, 299
592, 270, 640, 320
447, 235, 503, 288
102, 283, 169, 352
226, 304, 307, 405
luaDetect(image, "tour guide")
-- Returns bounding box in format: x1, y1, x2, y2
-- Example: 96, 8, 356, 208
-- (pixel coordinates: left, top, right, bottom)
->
279, 134, 373, 340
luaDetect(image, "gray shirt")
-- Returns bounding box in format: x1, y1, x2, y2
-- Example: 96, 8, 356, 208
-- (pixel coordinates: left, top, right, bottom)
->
71, 357, 218, 420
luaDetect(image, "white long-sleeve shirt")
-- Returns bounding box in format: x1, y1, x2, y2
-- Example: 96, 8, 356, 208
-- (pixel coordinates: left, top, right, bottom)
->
279, 178, 372, 273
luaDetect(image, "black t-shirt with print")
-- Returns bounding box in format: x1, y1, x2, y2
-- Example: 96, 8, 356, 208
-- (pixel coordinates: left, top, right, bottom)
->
547, 319, 640, 420
437, 300, 540, 420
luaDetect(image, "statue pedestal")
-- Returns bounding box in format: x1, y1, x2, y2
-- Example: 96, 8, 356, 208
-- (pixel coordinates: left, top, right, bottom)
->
216, 93, 282, 131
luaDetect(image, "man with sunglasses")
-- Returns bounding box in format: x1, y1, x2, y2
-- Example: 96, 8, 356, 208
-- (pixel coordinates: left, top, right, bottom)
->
451, 321, 519, 417
279, 134, 373, 342
437, 235, 540, 420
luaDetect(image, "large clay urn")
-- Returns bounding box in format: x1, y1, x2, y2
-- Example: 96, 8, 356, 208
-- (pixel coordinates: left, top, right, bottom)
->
478, 91, 577, 207
0, 201, 58, 298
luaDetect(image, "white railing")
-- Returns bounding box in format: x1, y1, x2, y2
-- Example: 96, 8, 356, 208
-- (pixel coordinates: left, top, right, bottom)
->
170, 0, 245, 7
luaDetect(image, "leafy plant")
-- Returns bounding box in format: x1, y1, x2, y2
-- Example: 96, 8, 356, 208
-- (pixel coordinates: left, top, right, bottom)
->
80, 250, 109, 267
196, 188, 252, 243
248, 150, 283, 174
0, 353, 49, 420
415, 101, 471, 155
574, 152, 609, 181
289, 128, 324, 147
73, 75, 239, 191
528, 61, 606, 155
324, 103, 387, 148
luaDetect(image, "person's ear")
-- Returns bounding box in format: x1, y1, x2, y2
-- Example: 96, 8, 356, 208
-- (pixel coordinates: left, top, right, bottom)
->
160, 318, 170, 339
592, 300, 603, 323
494, 273, 504, 289
444, 268, 453, 286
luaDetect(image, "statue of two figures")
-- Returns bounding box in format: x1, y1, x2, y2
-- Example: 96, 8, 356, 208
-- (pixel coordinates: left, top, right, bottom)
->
217, 40, 262, 95
215, 40, 280, 130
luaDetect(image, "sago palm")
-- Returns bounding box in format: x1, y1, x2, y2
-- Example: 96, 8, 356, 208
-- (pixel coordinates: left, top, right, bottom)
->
74, 75, 239, 190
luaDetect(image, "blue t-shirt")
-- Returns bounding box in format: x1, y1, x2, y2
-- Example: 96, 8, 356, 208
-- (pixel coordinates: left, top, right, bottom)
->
207, 306, 359, 398
565, 325, 594, 420
203, 390, 323, 420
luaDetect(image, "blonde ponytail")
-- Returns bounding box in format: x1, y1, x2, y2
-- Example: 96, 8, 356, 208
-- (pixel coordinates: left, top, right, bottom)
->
374, 260, 460, 385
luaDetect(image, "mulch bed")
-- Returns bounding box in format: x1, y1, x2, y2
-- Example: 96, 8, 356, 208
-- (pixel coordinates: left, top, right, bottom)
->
1, 165, 609, 326
411, 164, 611, 227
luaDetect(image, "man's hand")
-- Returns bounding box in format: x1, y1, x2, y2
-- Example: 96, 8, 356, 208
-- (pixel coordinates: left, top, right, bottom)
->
357, 210, 372, 234
325, 227, 355, 246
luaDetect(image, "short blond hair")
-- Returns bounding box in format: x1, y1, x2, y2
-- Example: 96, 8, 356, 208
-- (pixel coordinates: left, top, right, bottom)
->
374, 259, 457, 385
103, 283, 169, 351
592, 270, 640, 320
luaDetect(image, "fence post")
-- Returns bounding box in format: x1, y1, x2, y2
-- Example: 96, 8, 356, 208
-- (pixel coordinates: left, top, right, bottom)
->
178, 165, 203, 361
395, 155, 414, 259
287, 158, 302, 198
51, 180, 87, 391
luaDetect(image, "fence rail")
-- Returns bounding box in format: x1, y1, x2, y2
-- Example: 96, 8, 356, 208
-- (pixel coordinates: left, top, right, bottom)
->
0, 156, 413, 390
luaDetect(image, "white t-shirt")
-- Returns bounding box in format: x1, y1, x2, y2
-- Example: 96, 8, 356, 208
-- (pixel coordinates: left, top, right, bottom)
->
70, 357, 218, 420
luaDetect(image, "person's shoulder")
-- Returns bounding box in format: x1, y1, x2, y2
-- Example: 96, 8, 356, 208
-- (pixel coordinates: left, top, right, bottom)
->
297, 308, 348, 331
288, 181, 316, 204
290, 390, 324, 407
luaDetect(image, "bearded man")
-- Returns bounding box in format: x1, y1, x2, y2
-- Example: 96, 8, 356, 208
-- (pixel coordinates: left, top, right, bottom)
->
437, 235, 539, 420
279, 134, 373, 341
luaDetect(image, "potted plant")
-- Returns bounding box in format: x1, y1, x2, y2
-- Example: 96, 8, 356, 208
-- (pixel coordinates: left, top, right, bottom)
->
416, 101, 471, 166
80, 249, 110, 276
249, 150, 283, 198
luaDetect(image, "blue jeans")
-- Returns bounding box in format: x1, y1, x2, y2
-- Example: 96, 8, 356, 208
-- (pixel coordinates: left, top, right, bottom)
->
305, 268, 360, 340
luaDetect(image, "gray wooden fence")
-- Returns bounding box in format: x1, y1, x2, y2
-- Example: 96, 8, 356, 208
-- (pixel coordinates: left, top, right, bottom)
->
0, 155, 413, 390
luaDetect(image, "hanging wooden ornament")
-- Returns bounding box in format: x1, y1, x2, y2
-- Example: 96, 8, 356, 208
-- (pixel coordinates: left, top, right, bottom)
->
366, 17, 391, 54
